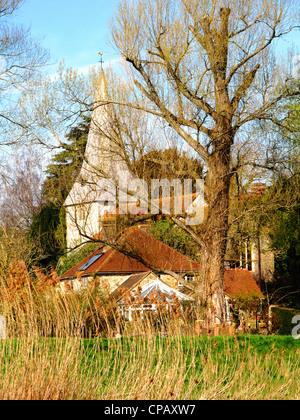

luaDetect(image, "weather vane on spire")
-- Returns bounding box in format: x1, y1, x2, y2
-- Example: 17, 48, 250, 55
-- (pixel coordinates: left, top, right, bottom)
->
98, 52, 104, 69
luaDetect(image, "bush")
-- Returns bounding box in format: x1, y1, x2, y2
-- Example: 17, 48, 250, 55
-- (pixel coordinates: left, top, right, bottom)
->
57, 242, 99, 276
271, 307, 300, 335
151, 218, 199, 260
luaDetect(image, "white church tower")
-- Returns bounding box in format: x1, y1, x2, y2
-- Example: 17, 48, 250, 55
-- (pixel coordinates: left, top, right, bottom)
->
64, 69, 132, 249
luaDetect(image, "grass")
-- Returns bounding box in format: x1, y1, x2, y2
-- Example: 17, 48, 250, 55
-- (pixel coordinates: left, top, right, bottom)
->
0, 261, 299, 400
0, 335, 299, 400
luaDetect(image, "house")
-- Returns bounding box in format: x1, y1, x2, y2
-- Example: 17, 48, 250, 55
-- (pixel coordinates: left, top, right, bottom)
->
60, 226, 200, 294
223, 269, 264, 324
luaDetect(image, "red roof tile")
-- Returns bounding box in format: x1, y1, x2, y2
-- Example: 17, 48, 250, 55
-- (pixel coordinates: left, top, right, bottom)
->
224, 269, 264, 298
60, 228, 264, 299
95, 226, 200, 274
60, 248, 105, 280
60, 226, 200, 279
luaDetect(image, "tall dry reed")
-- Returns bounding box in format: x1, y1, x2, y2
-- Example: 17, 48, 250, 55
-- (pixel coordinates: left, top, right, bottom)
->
0, 261, 298, 400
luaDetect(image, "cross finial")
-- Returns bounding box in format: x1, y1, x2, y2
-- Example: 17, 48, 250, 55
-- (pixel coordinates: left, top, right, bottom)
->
98, 52, 104, 69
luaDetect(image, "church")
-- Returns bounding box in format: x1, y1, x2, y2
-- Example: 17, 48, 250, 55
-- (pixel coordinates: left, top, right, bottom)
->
63, 69, 133, 249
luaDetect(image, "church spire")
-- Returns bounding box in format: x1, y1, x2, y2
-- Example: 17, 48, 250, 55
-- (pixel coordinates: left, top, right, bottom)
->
98, 51, 104, 69
63, 62, 134, 248
81, 69, 113, 178
64, 67, 131, 213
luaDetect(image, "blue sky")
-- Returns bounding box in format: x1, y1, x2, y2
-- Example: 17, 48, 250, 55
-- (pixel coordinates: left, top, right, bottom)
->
12, 0, 300, 78
13, 0, 120, 75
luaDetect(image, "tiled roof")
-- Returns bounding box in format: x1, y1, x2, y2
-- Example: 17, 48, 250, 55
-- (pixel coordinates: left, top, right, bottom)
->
60, 228, 263, 300
60, 248, 105, 280
224, 269, 264, 298
116, 272, 151, 291
60, 226, 200, 280
113, 269, 263, 300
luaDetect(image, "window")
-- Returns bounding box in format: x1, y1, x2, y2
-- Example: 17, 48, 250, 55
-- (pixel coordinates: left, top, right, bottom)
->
179, 275, 195, 289
81, 278, 89, 289
78, 205, 86, 221
78, 253, 104, 272
184, 275, 195, 283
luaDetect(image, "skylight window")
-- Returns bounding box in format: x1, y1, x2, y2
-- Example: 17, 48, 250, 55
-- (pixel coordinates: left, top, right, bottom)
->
78, 253, 104, 272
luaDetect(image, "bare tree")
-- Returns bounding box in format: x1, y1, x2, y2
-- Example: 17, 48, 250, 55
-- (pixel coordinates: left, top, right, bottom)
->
108, 0, 299, 321
0, 148, 44, 269
0, 0, 49, 145
0, 148, 43, 231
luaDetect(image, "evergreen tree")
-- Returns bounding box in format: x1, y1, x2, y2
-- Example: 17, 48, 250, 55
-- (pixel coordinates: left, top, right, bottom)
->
28, 203, 65, 268
135, 148, 203, 189
42, 116, 91, 206
28, 116, 91, 268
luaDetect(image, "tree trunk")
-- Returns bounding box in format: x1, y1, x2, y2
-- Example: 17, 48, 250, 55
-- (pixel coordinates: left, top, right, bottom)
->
199, 144, 232, 325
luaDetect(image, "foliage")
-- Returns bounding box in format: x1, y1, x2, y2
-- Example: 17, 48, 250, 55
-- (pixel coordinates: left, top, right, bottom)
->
271, 203, 300, 278
0, 333, 299, 399
27, 203, 65, 269
0, 0, 49, 146
234, 293, 262, 316
41, 116, 90, 206
57, 242, 100, 276
151, 217, 199, 260
266, 176, 300, 307
26, 116, 91, 269
270, 307, 300, 336
135, 148, 203, 189
0, 259, 122, 339
0, 225, 35, 271
0, 149, 44, 232
0, 261, 299, 399
265, 74, 300, 293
